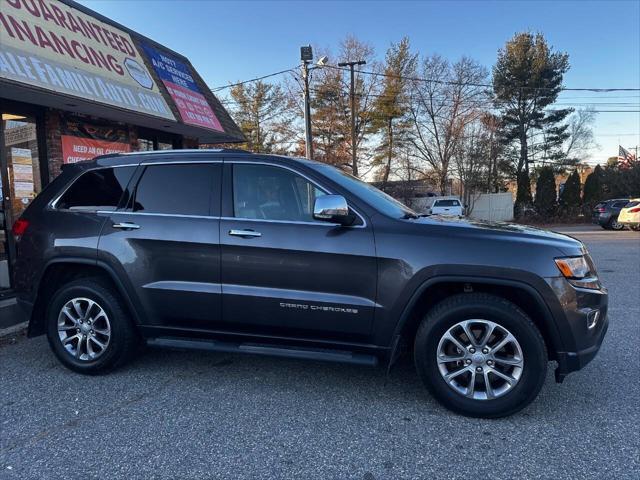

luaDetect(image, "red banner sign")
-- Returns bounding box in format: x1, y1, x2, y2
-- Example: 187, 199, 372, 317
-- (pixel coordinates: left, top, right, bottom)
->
62, 135, 130, 164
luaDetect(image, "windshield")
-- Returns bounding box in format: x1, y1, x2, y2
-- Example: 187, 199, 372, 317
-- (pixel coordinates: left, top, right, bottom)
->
310, 163, 417, 218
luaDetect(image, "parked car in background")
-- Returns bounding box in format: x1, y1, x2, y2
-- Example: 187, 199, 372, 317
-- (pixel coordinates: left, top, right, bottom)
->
618, 199, 640, 231
425, 196, 464, 217
592, 199, 631, 230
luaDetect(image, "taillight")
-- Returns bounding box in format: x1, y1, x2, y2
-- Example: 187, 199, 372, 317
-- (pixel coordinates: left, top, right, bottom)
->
596, 207, 606, 213
630, 207, 640, 213
12, 218, 29, 240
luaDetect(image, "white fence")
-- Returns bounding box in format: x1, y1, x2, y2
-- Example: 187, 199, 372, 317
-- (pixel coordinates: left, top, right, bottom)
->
468, 193, 514, 222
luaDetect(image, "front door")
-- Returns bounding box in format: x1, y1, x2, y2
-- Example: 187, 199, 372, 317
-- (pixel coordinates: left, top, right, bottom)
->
220, 161, 377, 342
98, 160, 223, 331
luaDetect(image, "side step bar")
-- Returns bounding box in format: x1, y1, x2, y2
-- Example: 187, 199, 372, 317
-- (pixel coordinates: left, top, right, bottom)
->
147, 337, 379, 367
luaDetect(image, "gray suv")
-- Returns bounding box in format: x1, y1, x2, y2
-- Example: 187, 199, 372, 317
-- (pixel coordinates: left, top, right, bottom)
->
13, 149, 608, 418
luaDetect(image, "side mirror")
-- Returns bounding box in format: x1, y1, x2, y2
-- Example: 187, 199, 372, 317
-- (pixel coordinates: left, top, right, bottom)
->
313, 195, 354, 225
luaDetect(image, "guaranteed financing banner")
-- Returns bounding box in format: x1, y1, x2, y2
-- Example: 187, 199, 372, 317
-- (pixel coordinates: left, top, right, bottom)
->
0, 0, 175, 120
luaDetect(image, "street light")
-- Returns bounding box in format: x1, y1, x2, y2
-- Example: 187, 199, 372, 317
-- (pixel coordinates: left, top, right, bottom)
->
300, 45, 314, 159
300, 46, 330, 160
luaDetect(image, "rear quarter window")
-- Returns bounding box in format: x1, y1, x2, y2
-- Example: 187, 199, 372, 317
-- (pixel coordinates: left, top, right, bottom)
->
56, 167, 135, 211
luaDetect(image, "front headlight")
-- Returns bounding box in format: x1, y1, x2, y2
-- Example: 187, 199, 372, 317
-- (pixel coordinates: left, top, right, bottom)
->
555, 255, 600, 289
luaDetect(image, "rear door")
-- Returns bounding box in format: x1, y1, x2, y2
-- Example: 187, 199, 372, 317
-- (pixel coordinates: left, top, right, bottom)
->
219, 160, 377, 342
98, 159, 222, 332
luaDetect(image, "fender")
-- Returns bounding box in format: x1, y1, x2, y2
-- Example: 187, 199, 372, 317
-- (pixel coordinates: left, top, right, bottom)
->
28, 256, 145, 337
388, 269, 570, 357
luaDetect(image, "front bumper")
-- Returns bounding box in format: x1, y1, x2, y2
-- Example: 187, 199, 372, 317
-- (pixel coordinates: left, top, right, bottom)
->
555, 314, 608, 382
547, 278, 609, 382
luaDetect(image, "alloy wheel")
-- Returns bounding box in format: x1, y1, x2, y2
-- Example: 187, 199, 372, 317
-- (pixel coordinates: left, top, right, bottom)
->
611, 219, 624, 230
57, 298, 111, 361
436, 319, 524, 400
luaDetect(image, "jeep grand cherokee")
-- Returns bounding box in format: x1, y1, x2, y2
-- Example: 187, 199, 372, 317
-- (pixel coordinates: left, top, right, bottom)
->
13, 149, 608, 418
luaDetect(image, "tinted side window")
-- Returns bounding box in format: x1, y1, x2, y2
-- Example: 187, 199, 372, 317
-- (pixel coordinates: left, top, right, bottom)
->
233, 164, 325, 222
57, 167, 135, 211
132, 164, 219, 216
613, 201, 629, 208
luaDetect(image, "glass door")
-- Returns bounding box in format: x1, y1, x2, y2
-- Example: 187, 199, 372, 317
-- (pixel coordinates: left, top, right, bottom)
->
0, 110, 45, 290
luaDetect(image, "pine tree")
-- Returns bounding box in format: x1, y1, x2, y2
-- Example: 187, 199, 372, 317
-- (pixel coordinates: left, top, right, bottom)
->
582, 164, 604, 208
534, 166, 557, 217
229, 80, 294, 153
492, 33, 572, 217
369, 37, 417, 185
559, 170, 581, 216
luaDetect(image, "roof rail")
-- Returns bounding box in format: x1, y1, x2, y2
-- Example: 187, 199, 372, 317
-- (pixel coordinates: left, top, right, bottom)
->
118, 148, 250, 156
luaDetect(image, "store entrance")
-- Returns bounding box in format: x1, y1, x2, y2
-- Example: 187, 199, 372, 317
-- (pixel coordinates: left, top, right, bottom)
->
0, 107, 46, 292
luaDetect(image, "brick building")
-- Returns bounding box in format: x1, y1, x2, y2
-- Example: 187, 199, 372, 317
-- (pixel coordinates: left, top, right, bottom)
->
0, 0, 243, 295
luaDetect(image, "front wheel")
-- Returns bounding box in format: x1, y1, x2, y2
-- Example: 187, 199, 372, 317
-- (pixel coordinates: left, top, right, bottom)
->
414, 293, 547, 418
46, 278, 138, 374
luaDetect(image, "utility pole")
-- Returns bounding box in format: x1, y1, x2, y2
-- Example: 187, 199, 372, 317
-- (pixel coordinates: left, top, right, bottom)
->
338, 60, 366, 177
300, 45, 314, 160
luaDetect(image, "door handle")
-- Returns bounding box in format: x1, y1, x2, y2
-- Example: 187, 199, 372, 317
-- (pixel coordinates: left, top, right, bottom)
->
229, 229, 261, 238
112, 222, 140, 230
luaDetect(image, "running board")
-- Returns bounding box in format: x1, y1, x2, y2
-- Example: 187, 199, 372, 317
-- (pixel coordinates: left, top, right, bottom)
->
147, 337, 379, 367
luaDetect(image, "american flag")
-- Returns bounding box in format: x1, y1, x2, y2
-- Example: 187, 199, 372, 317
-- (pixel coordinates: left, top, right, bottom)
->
618, 145, 637, 168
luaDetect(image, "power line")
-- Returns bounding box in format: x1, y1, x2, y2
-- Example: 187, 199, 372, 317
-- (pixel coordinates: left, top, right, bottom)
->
320, 64, 640, 93
309, 88, 640, 106
210, 67, 296, 92
211, 64, 640, 95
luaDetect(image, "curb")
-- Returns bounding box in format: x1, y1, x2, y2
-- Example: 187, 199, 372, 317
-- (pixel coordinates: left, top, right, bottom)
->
0, 321, 27, 340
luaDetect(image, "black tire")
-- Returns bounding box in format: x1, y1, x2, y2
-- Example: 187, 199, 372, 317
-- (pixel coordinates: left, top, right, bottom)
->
414, 293, 547, 418
609, 217, 624, 230
46, 278, 138, 374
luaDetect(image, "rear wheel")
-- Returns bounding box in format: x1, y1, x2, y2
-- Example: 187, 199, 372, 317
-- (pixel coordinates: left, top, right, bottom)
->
46, 278, 138, 374
414, 293, 547, 418
609, 217, 624, 230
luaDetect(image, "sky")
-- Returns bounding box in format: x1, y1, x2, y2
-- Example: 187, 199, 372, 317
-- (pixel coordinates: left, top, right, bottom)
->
78, 0, 640, 164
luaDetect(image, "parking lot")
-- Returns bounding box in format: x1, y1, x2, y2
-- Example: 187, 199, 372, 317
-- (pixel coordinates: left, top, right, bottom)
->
1, 225, 638, 480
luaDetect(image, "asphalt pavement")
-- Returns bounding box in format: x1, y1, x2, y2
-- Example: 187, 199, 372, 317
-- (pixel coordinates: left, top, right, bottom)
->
1, 225, 639, 479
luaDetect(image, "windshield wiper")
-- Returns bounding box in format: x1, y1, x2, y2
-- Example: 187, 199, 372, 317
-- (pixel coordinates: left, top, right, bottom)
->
401, 212, 419, 219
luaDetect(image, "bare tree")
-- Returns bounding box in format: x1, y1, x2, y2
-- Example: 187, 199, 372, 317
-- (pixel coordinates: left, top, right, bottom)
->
408, 55, 489, 194
563, 108, 598, 163
453, 120, 492, 213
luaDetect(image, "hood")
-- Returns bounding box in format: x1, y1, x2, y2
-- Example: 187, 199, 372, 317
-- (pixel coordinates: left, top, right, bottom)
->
413, 215, 585, 256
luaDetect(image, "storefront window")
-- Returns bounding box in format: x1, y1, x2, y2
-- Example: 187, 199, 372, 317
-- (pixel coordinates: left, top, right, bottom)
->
137, 138, 155, 151
1, 113, 43, 289
137, 128, 181, 152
